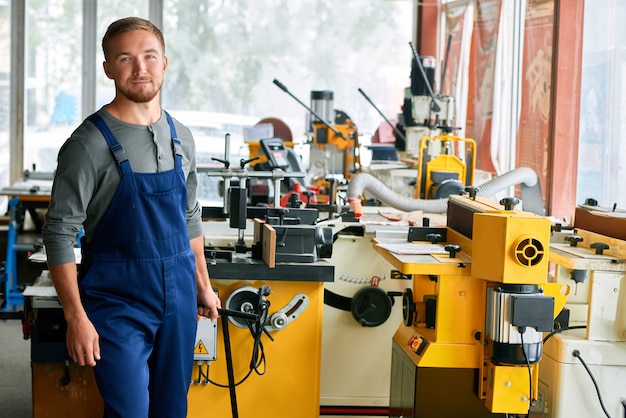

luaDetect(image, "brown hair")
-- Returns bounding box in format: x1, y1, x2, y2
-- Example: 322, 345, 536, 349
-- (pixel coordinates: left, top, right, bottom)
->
102, 17, 165, 61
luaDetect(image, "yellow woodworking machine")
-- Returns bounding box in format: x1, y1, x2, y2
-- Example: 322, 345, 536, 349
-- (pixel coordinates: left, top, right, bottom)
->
415, 134, 476, 199
376, 194, 568, 417
188, 279, 325, 418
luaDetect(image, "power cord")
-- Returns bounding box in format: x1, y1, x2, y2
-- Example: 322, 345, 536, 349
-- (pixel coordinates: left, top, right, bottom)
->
195, 360, 210, 384
542, 325, 587, 344
246, 318, 267, 375
572, 350, 611, 418
518, 327, 534, 416
205, 289, 271, 388
248, 290, 271, 374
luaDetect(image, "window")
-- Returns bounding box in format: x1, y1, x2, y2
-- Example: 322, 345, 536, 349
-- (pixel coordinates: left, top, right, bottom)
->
22, 1, 150, 176
577, 0, 626, 208
10, 0, 415, 206
23, 1, 83, 174
160, 0, 414, 204
0, 0, 10, 208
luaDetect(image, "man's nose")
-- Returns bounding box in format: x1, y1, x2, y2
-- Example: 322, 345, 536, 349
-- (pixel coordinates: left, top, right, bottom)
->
133, 58, 147, 74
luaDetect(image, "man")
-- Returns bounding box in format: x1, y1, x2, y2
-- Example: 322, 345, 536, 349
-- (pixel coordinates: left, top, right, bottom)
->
42, 17, 221, 418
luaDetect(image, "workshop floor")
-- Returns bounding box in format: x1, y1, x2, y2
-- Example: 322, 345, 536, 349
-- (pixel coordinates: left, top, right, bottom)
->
0, 318, 32, 418
0, 319, 380, 418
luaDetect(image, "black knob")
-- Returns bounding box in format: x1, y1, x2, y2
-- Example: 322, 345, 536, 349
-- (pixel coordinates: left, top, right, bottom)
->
590, 242, 609, 255
240, 156, 260, 168
288, 194, 302, 208
211, 157, 230, 169
500, 197, 520, 210
566, 235, 583, 247
465, 186, 479, 200
570, 269, 588, 284
584, 198, 598, 206
301, 190, 314, 205
426, 233, 443, 244
444, 244, 461, 258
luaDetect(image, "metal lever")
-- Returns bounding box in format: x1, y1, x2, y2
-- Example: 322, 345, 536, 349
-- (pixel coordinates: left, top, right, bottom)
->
265, 293, 309, 332
358, 88, 405, 141
273, 79, 345, 140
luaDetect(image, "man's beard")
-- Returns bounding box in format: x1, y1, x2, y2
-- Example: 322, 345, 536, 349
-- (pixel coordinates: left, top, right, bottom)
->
117, 78, 161, 103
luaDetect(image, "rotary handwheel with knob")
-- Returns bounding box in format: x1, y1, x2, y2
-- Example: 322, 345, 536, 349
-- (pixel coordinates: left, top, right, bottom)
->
402, 288, 416, 327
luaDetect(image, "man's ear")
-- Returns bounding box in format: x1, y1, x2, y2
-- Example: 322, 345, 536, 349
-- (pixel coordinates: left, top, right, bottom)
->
163, 55, 168, 72
103, 61, 114, 80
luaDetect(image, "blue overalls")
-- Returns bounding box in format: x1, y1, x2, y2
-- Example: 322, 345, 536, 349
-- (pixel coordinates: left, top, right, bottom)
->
79, 112, 197, 418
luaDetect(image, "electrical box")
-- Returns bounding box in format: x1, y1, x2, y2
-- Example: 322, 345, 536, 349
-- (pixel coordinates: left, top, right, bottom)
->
193, 290, 218, 361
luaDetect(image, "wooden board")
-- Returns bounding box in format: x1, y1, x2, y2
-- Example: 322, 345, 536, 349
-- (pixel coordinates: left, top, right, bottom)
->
262, 223, 276, 268
253, 218, 265, 244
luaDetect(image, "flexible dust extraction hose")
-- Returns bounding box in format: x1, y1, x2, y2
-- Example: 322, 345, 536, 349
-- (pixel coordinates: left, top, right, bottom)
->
347, 166, 539, 217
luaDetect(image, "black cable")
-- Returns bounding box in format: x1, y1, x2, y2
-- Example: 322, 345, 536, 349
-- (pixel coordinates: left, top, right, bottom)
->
247, 320, 267, 376
572, 350, 611, 418
542, 325, 587, 344
205, 293, 270, 388
206, 367, 254, 389
519, 327, 533, 416
196, 361, 205, 384
249, 298, 269, 373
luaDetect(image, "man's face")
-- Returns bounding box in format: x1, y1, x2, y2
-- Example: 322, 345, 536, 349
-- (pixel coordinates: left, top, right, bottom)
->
103, 30, 168, 103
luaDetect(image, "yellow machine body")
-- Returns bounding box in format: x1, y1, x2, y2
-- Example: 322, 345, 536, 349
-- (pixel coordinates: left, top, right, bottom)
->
415, 134, 476, 199
483, 361, 539, 413
311, 120, 360, 181
187, 279, 324, 418
377, 195, 569, 416
394, 272, 484, 369
377, 227, 484, 371
467, 199, 563, 415
472, 210, 551, 284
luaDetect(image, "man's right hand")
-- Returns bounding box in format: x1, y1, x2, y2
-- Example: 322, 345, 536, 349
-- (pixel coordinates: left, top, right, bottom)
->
65, 314, 101, 367
48, 262, 101, 367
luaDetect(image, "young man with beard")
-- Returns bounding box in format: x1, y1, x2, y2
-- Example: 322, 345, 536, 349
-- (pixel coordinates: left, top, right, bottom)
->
42, 17, 221, 418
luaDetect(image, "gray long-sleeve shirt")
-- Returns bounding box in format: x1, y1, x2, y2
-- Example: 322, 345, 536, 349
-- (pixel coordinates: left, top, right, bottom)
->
42, 107, 204, 267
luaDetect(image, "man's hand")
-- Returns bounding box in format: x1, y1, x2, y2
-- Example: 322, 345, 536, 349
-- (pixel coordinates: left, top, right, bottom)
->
197, 288, 221, 321
66, 315, 101, 367
48, 262, 100, 367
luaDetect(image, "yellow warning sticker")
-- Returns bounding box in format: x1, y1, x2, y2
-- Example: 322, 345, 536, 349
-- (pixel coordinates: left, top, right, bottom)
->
194, 341, 209, 355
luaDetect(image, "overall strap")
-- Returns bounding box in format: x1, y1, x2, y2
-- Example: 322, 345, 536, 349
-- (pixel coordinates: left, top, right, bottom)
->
87, 113, 132, 177
164, 110, 183, 171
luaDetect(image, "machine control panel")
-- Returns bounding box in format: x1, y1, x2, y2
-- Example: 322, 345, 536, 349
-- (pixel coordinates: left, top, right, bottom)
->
260, 137, 290, 169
